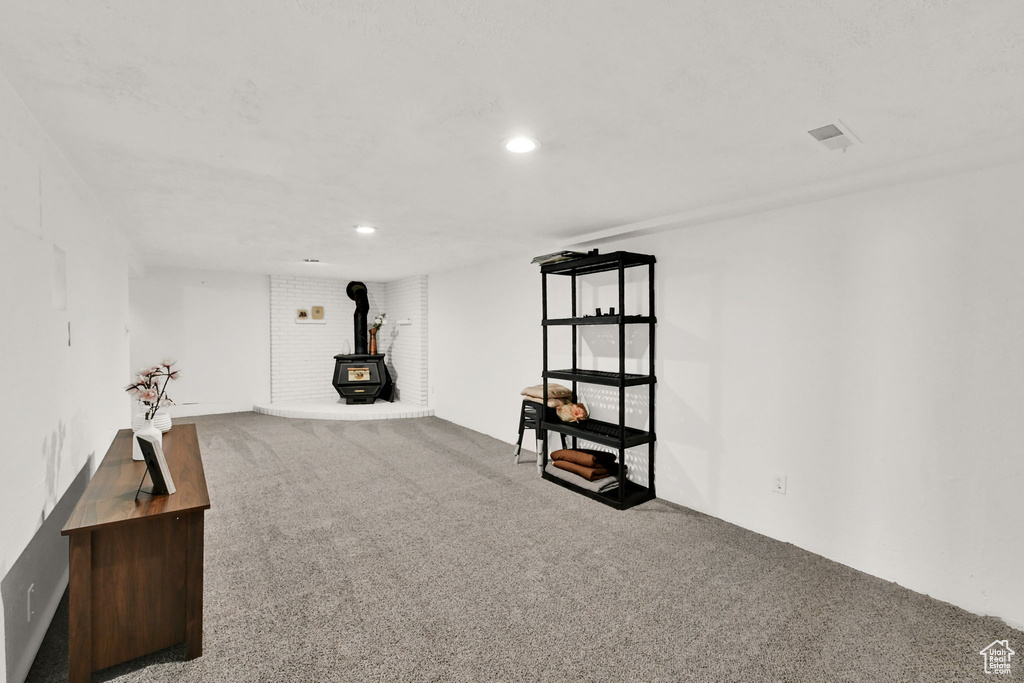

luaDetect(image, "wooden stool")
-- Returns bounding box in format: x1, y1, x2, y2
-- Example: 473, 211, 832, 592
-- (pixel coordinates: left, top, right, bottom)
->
514, 399, 566, 464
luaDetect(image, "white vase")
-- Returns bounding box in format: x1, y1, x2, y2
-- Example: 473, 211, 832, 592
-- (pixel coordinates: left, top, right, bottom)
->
133, 410, 172, 434
132, 419, 163, 462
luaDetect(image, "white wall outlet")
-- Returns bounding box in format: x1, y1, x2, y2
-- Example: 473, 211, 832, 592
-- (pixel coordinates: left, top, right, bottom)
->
772, 473, 787, 495
27, 583, 34, 622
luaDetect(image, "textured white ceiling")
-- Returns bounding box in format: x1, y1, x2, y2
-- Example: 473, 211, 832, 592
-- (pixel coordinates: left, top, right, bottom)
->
1, 1, 1023, 280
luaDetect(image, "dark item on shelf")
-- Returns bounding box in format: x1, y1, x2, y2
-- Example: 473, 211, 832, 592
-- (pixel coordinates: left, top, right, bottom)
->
550, 448, 618, 471
609, 307, 615, 315
531, 250, 586, 266
539, 250, 657, 510
595, 308, 602, 316
514, 399, 567, 464
332, 354, 395, 404
540, 250, 655, 276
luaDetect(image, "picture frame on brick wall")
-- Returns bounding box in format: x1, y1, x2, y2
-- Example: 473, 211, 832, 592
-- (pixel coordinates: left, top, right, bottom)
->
296, 308, 326, 325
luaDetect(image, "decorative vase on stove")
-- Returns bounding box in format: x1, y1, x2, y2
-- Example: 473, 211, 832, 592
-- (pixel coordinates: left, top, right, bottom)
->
132, 419, 162, 462
369, 328, 378, 355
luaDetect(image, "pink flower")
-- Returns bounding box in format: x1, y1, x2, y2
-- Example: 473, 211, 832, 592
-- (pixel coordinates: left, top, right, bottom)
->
128, 360, 183, 406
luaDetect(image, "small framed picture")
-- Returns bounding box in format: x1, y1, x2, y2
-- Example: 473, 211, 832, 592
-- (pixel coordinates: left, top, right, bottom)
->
136, 435, 176, 496
296, 307, 327, 324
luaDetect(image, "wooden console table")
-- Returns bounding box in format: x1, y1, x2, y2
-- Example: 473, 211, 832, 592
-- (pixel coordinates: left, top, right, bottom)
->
62, 424, 210, 682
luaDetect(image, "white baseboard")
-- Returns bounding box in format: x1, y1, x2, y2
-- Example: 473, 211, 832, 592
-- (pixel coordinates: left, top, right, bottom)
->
163, 402, 260, 418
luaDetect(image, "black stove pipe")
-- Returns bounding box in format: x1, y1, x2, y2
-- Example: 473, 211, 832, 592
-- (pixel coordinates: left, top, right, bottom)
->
346, 281, 370, 354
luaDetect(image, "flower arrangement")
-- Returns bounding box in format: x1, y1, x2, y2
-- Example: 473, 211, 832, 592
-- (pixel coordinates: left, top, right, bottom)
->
125, 359, 180, 420
371, 313, 387, 331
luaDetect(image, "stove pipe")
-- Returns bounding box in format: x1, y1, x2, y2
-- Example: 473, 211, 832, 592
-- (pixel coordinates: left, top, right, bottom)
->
346, 281, 370, 354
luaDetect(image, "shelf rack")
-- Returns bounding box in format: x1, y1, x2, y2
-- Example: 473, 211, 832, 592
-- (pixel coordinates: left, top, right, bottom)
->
539, 250, 656, 510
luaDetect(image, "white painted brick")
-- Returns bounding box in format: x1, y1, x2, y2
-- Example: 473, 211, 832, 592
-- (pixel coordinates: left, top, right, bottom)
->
269, 274, 427, 404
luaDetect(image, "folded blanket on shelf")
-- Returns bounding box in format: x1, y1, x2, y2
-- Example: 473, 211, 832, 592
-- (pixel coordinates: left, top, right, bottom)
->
544, 463, 620, 493
550, 448, 618, 470
552, 460, 610, 481
524, 395, 572, 408
520, 383, 572, 399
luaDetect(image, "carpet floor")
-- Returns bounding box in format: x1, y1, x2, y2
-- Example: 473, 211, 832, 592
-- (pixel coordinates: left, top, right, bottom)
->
26, 412, 1020, 682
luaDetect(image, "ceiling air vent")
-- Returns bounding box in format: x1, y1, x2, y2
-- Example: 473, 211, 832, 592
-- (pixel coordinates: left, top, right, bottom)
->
808, 122, 859, 152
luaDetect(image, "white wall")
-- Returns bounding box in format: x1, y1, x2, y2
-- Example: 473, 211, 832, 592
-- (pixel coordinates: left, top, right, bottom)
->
129, 267, 271, 417
429, 258, 541, 445
428, 159, 1024, 630
382, 275, 429, 406
270, 276, 384, 402
0, 69, 129, 682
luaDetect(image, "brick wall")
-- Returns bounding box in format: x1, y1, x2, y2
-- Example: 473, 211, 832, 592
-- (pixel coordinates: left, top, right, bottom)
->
270, 275, 427, 404
381, 275, 429, 406
269, 276, 385, 402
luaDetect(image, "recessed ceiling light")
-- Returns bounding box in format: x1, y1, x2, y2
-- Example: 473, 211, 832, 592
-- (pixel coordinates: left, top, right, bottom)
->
304, 258, 319, 263
355, 225, 376, 234
504, 136, 539, 154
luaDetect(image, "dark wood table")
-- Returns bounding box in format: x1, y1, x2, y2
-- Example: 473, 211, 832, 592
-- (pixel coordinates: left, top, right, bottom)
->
62, 424, 210, 682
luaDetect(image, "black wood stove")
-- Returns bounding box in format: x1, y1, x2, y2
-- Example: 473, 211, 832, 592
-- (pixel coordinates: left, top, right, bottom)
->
332, 354, 394, 404
332, 281, 394, 404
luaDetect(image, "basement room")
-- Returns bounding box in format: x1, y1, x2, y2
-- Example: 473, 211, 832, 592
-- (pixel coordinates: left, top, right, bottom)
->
1, 2, 1022, 682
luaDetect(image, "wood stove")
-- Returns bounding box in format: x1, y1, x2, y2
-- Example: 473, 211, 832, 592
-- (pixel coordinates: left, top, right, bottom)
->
332, 354, 394, 404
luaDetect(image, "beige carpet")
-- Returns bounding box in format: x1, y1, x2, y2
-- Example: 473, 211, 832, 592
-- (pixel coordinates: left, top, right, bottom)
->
26, 412, 1021, 682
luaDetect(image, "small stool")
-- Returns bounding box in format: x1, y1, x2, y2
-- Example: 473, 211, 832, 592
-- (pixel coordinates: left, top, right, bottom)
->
514, 399, 567, 464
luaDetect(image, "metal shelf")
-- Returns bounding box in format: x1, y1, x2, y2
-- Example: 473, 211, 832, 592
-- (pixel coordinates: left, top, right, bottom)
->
543, 315, 656, 326
541, 418, 654, 449
541, 251, 656, 276
541, 472, 655, 510
539, 249, 657, 510
544, 369, 655, 387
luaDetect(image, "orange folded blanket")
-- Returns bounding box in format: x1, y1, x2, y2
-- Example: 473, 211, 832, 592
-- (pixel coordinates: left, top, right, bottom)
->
550, 448, 616, 470
553, 459, 611, 481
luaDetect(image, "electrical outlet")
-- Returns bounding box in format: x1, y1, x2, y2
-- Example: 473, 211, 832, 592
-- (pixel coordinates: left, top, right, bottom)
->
27, 583, 34, 622
772, 473, 787, 495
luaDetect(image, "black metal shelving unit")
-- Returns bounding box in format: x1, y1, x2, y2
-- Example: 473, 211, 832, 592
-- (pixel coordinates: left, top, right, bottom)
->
539, 250, 656, 510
